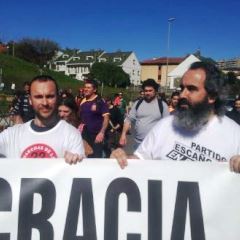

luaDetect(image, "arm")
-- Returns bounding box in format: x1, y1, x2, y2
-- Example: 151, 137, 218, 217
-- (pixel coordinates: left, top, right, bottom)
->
230, 155, 240, 173
119, 120, 131, 146
110, 147, 139, 169
64, 127, 86, 164
119, 102, 137, 146
95, 114, 109, 143
64, 151, 84, 164
162, 101, 170, 117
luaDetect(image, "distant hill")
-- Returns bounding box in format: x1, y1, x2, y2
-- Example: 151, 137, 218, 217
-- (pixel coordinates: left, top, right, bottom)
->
0, 53, 83, 93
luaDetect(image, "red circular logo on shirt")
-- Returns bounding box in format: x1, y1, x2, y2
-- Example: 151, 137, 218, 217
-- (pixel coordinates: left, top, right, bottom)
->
21, 144, 57, 158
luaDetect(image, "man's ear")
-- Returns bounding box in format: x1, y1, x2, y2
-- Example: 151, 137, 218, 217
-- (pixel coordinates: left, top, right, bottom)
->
29, 96, 32, 106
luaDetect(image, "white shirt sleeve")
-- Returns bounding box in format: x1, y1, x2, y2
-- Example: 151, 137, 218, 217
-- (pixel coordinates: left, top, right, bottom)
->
0, 129, 8, 156
66, 126, 86, 158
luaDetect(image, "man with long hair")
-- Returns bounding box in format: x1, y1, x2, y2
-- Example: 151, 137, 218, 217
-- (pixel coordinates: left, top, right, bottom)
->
111, 62, 240, 173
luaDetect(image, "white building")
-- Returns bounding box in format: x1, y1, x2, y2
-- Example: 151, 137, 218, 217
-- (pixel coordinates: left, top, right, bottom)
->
51, 50, 141, 85
66, 50, 104, 80
168, 54, 201, 89
99, 51, 141, 86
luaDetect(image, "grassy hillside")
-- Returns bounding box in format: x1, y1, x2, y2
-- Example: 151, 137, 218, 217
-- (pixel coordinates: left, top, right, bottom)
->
0, 53, 84, 93
0, 53, 139, 101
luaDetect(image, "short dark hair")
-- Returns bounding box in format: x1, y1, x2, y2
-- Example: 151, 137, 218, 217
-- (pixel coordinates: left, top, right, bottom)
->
23, 81, 30, 87
171, 91, 180, 98
188, 62, 226, 116
84, 79, 98, 89
30, 75, 59, 95
105, 96, 113, 103
142, 79, 159, 92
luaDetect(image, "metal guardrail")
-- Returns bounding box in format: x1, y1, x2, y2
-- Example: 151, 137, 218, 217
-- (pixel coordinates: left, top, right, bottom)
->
0, 109, 12, 132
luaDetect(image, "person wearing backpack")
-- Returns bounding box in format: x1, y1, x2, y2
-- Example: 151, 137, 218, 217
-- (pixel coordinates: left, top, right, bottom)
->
119, 79, 169, 150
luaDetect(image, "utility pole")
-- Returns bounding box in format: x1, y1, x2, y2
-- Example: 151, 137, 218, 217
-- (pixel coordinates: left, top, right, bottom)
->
12, 41, 15, 57
165, 17, 176, 92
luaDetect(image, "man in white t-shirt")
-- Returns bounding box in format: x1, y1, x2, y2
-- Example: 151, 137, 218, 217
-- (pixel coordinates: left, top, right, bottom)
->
0, 75, 85, 163
111, 62, 240, 173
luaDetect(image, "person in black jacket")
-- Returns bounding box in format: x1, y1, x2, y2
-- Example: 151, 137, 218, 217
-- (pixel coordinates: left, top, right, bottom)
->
10, 81, 34, 123
226, 97, 240, 125
103, 97, 123, 157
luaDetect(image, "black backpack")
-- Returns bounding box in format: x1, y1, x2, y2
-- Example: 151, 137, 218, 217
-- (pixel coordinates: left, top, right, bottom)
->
135, 98, 163, 116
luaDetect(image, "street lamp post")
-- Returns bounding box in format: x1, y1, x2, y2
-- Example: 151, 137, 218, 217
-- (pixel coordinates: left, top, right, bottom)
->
165, 17, 176, 92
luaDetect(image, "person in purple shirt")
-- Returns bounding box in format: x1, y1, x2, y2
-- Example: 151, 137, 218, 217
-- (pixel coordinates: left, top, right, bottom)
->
79, 79, 109, 157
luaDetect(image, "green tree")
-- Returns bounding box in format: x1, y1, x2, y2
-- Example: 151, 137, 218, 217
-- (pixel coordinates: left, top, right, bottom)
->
15, 38, 59, 67
89, 62, 130, 88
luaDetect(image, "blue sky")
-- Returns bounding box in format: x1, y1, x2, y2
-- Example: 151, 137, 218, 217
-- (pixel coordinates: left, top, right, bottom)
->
1, 0, 239, 61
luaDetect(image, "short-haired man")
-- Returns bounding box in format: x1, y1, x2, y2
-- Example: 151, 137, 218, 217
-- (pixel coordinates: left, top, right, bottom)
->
79, 79, 109, 158
0, 75, 85, 164
10, 81, 34, 123
168, 91, 180, 113
111, 62, 240, 173
226, 97, 240, 125
119, 78, 169, 150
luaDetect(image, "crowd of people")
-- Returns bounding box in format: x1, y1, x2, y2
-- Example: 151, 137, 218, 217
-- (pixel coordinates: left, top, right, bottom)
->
1, 61, 240, 172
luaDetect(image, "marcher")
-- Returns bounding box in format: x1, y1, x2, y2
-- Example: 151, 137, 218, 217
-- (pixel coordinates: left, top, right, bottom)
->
168, 91, 180, 113
75, 88, 84, 106
226, 97, 240, 125
118, 92, 127, 116
103, 97, 123, 157
113, 93, 121, 107
119, 79, 169, 150
0, 75, 85, 164
111, 62, 240, 173
10, 81, 34, 123
79, 79, 109, 158
58, 97, 80, 128
58, 98, 93, 156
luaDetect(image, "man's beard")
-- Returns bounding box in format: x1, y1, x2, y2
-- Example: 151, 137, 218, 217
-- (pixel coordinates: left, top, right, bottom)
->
144, 95, 155, 102
35, 108, 58, 126
173, 97, 213, 132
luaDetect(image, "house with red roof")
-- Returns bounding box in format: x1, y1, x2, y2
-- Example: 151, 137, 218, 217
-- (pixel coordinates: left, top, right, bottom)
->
140, 56, 185, 88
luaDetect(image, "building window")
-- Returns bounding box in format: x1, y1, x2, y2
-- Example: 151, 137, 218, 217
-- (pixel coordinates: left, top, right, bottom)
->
86, 56, 94, 60
113, 57, 121, 62
99, 58, 107, 62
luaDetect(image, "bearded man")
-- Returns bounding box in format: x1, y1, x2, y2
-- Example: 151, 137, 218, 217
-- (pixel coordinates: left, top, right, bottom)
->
119, 79, 169, 150
111, 62, 240, 173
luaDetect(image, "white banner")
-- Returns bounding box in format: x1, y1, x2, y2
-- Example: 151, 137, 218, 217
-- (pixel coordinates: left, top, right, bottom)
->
0, 158, 239, 240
